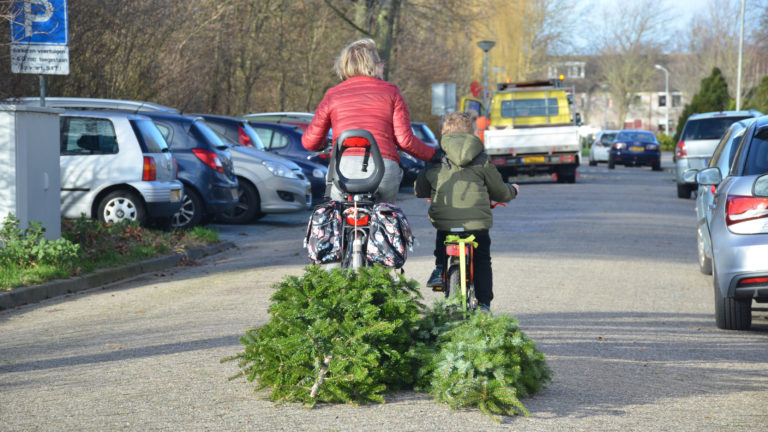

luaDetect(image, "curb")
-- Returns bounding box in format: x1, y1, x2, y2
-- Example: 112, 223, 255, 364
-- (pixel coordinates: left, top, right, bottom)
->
0, 241, 235, 311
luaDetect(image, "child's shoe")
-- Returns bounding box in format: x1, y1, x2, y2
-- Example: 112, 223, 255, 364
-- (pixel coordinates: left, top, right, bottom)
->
427, 266, 443, 290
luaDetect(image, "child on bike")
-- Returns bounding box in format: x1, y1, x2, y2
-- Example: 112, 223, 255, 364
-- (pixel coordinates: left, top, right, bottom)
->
414, 111, 518, 313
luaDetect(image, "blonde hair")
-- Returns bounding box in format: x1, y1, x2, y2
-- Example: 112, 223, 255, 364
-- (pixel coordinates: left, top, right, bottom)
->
441, 111, 477, 135
334, 38, 380, 80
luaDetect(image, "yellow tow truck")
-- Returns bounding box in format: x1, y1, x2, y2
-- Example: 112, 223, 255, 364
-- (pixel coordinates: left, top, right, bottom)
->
462, 78, 581, 183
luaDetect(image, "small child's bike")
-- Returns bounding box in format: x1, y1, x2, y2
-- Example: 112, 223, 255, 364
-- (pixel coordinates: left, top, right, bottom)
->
436, 202, 506, 312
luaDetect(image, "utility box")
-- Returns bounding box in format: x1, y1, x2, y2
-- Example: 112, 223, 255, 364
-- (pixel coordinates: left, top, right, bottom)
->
0, 105, 62, 240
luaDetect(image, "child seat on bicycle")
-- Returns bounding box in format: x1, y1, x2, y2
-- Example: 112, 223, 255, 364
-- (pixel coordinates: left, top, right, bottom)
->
414, 111, 518, 310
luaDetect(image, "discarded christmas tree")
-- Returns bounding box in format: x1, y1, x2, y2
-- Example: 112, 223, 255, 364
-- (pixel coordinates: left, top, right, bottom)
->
225, 265, 552, 421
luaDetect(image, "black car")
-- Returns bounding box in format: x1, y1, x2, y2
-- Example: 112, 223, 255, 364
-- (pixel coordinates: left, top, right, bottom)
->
141, 112, 239, 228
608, 129, 662, 171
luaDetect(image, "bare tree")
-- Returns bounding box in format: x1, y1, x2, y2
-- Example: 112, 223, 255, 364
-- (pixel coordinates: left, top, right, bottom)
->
594, 0, 670, 127
680, 0, 768, 106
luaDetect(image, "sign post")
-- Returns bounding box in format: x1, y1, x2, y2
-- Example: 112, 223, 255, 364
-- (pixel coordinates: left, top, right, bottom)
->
10, 0, 70, 105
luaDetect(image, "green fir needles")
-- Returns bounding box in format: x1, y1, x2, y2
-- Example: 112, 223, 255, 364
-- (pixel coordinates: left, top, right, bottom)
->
225, 265, 551, 422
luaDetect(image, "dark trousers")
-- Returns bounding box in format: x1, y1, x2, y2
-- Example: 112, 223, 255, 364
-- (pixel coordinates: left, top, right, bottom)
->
434, 230, 493, 306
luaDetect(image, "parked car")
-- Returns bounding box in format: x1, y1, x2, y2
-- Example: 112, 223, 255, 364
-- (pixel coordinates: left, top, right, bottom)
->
242, 112, 314, 130
687, 118, 756, 277
694, 115, 768, 330
411, 121, 438, 148
249, 120, 330, 166
675, 110, 762, 198
588, 129, 619, 165
195, 114, 317, 215
140, 112, 239, 229
607, 129, 661, 170
58, 110, 183, 228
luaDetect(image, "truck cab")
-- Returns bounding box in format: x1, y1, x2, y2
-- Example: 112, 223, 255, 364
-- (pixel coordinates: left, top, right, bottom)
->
461, 79, 581, 183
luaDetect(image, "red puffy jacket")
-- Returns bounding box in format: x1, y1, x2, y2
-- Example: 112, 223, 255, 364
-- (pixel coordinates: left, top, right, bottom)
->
302, 76, 436, 163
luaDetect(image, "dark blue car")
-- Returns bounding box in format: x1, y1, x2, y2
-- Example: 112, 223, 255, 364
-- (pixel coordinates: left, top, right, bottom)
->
142, 112, 239, 228
247, 121, 328, 200
608, 130, 662, 171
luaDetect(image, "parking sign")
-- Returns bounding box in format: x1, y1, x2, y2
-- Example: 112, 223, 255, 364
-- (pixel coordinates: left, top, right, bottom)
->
10, 0, 69, 75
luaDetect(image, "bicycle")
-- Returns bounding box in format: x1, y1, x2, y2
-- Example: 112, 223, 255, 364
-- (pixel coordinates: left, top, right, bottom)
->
436, 202, 506, 313
330, 129, 383, 272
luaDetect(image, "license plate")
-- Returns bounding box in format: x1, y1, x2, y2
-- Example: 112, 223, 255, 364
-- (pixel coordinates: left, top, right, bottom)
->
170, 189, 181, 201
629, 146, 645, 152
231, 188, 239, 200
523, 156, 546, 164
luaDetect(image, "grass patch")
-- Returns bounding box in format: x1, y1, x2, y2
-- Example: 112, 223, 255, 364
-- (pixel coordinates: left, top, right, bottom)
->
0, 214, 219, 291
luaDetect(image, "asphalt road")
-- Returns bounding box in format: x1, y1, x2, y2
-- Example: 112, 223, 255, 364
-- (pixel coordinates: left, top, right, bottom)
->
2, 154, 768, 431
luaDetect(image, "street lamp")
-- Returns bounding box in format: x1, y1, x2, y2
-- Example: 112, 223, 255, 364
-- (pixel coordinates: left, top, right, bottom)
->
477, 40, 496, 116
654, 64, 670, 136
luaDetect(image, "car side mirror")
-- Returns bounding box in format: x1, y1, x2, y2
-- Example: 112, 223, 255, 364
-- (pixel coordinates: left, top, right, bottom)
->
682, 169, 698, 184
754, 174, 768, 197
696, 167, 722, 186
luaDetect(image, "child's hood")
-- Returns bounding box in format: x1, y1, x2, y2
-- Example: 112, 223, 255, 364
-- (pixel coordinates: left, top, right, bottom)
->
440, 133, 484, 167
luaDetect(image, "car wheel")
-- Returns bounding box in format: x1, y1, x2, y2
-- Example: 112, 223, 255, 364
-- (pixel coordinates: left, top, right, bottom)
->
696, 227, 713, 275
97, 190, 147, 226
589, 159, 597, 166
713, 266, 751, 330
652, 162, 662, 171
677, 183, 691, 199
608, 157, 615, 169
218, 179, 261, 224
172, 188, 205, 229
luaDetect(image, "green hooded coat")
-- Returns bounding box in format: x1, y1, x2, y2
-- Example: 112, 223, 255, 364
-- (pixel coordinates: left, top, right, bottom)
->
414, 132, 516, 231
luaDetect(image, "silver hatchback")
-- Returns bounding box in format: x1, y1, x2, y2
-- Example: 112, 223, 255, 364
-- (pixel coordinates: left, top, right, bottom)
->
59, 111, 183, 227
695, 115, 768, 330
675, 110, 761, 198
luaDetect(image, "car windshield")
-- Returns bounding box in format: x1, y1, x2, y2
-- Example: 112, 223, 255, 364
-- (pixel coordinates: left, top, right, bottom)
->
192, 120, 228, 150
130, 119, 169, 153
682, 116, 752, 140
600, 133, 617, 144
500, 98, 559, 118
616, 131, 655, 142
743, 128, 768, 176
241, 122, 266, 151
412, 124, 436, 143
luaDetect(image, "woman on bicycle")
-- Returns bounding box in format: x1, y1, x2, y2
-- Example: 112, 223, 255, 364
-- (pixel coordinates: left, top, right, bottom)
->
302, 38, 443, 203
414, 111, 518, 313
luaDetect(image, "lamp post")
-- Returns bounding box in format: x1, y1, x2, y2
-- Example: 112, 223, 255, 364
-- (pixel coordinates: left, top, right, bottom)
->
654, 64, 670, 136
477, 40, 496, 116
601, 84, 609, 129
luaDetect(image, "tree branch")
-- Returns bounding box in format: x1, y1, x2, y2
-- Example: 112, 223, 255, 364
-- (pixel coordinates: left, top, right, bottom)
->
322, 0, 371, 37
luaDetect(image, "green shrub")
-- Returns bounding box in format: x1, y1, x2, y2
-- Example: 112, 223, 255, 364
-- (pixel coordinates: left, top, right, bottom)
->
657, 133, 675, 152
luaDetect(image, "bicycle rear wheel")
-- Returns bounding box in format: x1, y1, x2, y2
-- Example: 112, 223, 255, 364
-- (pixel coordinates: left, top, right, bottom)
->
445, 266, 460, 299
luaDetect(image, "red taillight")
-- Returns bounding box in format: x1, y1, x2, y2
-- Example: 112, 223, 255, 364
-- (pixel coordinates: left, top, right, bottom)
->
238, 126, 252, 147
738, 276, 768, 286
192, 148, 224, 173
344, 208, 369, 226
675, 141, 687, 158
344, 137, 371, 148
446, 244, 461, 257
142, 156, 156, 181
726, 195, 768, 226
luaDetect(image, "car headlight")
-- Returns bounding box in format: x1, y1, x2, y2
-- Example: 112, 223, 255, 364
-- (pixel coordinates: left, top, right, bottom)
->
312, 168, 326, 179
262, 161, 299, 179
401, 152, 418, 162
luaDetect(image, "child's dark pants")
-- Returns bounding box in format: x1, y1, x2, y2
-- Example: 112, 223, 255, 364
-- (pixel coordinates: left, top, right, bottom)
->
434, 229, 493, 306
